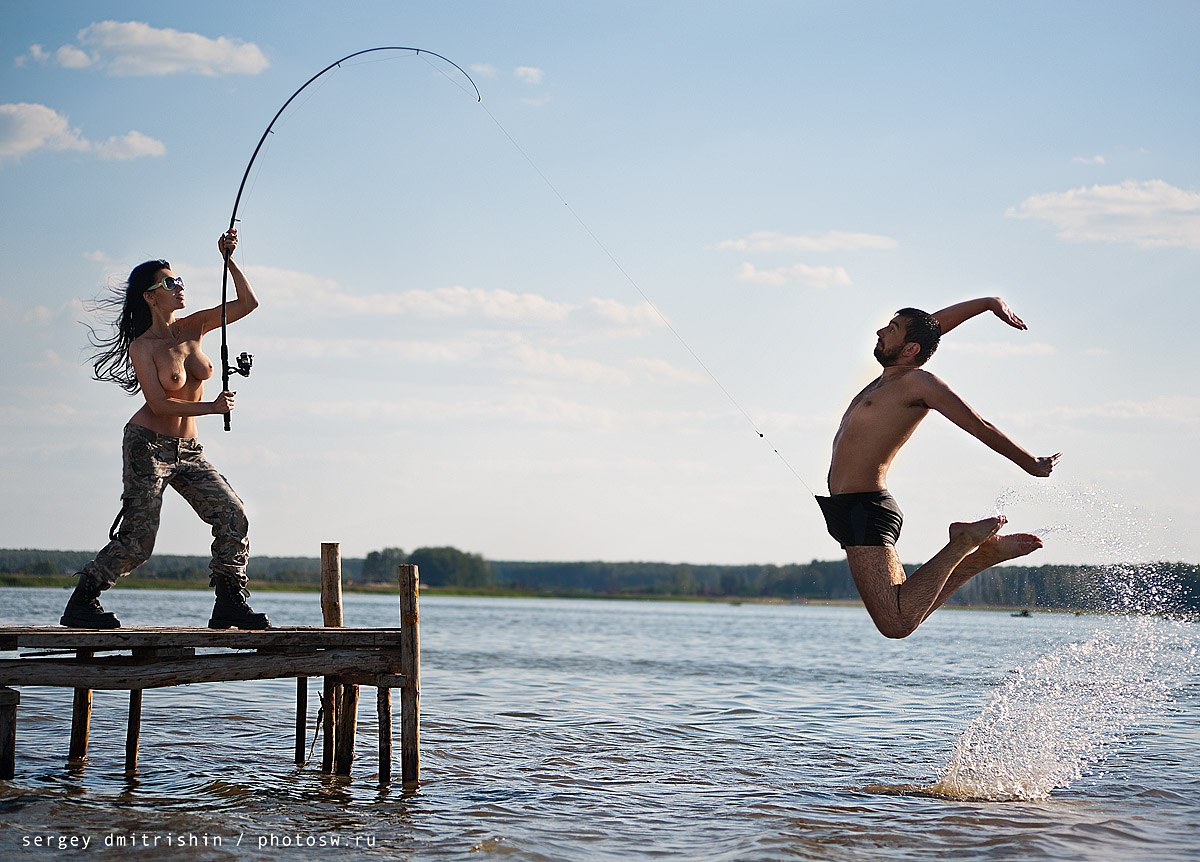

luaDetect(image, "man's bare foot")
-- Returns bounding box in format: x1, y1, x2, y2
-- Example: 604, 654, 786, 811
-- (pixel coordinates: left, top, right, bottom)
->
968, 532, 1043, 567
949, 515, 1007, 548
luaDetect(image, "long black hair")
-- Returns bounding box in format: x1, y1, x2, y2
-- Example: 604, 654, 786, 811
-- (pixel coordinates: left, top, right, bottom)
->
87, 259, 169, 394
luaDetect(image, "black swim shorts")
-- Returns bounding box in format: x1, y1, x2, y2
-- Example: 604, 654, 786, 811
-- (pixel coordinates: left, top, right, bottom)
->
815, 491, 904, 548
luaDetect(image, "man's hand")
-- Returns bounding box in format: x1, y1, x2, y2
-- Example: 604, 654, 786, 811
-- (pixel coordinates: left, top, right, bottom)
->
991, 297, 1027, 331
1027, 452, 1061, 477
934, 297, 1028, 335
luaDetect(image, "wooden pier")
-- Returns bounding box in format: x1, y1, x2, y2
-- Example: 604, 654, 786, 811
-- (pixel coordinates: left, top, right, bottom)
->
0, 544, 420, 785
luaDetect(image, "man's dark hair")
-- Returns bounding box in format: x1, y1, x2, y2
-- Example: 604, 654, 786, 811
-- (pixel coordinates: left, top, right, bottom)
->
895, 307, 942, 365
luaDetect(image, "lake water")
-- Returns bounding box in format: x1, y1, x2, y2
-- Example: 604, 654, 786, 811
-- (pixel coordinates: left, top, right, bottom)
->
0, 586, 1196, 860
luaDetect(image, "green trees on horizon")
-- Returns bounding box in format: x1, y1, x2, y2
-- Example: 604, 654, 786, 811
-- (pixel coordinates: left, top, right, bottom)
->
0, 547, 1195, 613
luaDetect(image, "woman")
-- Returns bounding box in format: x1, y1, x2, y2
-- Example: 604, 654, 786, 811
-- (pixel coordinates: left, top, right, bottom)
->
61, 229, 269, 629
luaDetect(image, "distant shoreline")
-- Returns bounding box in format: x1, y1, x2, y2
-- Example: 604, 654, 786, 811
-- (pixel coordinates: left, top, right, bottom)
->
0, 573, 1092, 614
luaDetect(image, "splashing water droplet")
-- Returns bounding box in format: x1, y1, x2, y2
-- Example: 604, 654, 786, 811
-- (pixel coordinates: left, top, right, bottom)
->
927, 483, 1197, 801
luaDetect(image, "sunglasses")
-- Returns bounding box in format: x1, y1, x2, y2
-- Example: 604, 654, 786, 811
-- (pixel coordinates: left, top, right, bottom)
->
145, 275, 185, 293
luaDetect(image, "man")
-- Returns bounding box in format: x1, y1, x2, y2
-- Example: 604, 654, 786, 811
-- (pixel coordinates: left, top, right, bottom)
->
818, 297, 1060, 638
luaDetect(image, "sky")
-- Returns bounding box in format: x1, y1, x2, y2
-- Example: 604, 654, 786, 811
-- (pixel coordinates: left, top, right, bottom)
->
1, 1, 1197, 568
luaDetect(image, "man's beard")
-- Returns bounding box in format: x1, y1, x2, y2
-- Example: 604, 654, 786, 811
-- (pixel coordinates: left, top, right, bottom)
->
874, 342, 904, 367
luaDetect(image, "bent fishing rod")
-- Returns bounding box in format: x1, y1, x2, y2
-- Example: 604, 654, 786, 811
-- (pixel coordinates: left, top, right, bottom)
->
218, 46, 481, 430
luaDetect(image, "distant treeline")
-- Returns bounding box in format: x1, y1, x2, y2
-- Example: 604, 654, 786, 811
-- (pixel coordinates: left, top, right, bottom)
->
1, 547, 1196, 612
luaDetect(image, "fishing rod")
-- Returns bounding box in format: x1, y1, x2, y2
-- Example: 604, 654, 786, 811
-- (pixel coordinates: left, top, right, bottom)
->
219, 46, 481, 430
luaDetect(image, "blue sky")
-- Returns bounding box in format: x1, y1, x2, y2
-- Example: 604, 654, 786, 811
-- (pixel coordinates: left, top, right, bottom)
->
1, 1, 1197, 567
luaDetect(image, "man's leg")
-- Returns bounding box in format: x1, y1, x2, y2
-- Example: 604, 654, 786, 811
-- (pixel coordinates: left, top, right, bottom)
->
919, 532, 1043, 623
845, 516, 1006, 638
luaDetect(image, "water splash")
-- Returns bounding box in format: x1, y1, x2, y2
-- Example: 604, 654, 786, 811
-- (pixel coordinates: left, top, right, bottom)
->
927, 483, 1197, 801
931, 619, 1193, 801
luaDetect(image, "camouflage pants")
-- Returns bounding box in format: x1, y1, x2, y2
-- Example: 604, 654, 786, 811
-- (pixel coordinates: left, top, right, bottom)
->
81, 423, 249, 591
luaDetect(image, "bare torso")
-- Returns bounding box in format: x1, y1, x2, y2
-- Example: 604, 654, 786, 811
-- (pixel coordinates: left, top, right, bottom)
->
827, 367, 932, 494
129, 317, 213, 438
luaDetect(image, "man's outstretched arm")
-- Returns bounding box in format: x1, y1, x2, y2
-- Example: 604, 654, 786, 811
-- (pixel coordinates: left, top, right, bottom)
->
933, 297, 1027, 335
916, 372, 1060, 477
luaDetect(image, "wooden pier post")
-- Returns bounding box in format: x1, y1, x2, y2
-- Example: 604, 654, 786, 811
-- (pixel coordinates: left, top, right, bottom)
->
294, 677, 307, 766
334, 682, 359, 775
125, 689, 143, 775
377, 686, 392, 784
320, 542, 343, 774
68, 649, 93, 763
399, 563, 420, 786
0, 687, 18, 780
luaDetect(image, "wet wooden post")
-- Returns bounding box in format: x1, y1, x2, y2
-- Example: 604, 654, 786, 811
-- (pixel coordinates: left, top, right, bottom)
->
399, 563, 420, 786
125, 689, 143, 774
68, 649, 93, 763
320, 542, 343, 774
334, 679, 359, 775
0, 686, 18, 780
294, 677, 307, 766
376, 686, 392, 784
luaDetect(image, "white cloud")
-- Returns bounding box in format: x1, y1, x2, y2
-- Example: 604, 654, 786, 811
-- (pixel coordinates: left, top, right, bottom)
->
55, 45, 93, 69
469, 63, 498, 78
259, 266, 659, 330
252, 335, 492, 364
22, 21, 268, 77
627, 357, 707, 385
1007, 179, 1200, 249
940, 341, 1057, 358
0, 102, 164, 165
736, 262, 852, 289
92, 129, 166, 160
585, 297, 663, 329
1071, 154, 1106, 166
1045, 396, 1200, 426
14, 44, 50, 67
717, 230, 898, 253
0, 103, 88, 160
507, 342, 630, 385
514, 66, 545, 85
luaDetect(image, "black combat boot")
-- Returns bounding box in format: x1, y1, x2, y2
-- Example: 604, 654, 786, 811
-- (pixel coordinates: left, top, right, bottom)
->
60, 573, 121, 629
208, 577, 271, 629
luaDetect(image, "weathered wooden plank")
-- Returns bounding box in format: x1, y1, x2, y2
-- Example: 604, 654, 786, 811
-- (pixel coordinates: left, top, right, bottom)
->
0, 626, 403, 651
0, 649, 404, 689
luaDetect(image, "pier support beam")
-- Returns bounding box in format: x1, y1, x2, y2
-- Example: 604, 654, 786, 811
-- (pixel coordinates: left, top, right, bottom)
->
68, 649, 93, 763
0, 686, 18, 780
294, 676, 307, 766
399, 563, 420, 786
377, 686, 392, 784
125, 689, 143, 775
321, 542, 345, 774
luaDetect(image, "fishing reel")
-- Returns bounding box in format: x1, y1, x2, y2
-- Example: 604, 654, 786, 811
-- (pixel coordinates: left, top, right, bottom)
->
231, 351, 253, 378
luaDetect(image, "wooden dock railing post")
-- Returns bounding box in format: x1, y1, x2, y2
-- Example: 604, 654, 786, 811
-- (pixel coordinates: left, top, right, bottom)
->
0, 686, 18, 780
320, 542, 343, 774
398, 563, 420, 786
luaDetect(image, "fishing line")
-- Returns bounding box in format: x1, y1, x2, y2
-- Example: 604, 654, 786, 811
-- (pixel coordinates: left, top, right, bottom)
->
453, 73, 817, 496
226, 47, 818, 496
